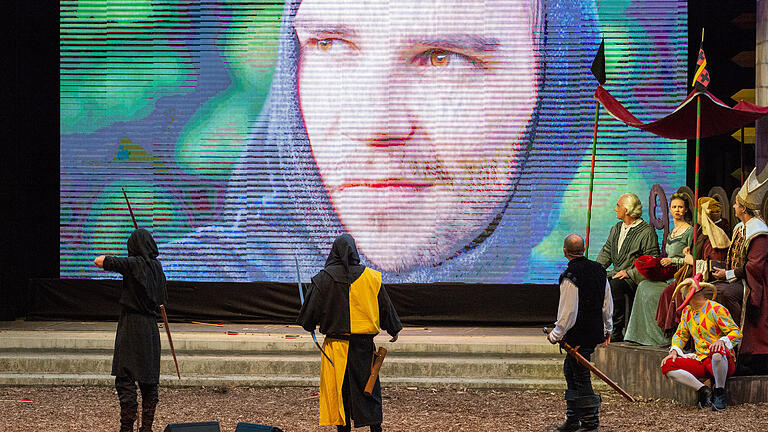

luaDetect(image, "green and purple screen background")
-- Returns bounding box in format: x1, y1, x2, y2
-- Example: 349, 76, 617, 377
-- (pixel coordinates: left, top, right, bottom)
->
61, 0, 688, 283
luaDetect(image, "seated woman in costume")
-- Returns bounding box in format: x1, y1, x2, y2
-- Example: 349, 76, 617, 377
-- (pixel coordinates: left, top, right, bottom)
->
656, 197, 730, 337
625, 192, 693, 345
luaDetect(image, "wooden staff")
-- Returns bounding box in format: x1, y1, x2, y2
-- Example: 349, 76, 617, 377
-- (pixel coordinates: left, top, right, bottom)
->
544, 329, 635, 402
122, 187, 181, 379
121, 188, 139, 230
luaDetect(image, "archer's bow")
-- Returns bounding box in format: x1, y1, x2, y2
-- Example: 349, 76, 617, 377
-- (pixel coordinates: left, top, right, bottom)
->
295, 254, 334, 366
122, 188, 181, 379
122, 188, 139, 230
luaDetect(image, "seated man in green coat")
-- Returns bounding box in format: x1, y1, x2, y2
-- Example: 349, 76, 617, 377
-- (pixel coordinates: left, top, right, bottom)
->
596, 193, 660, 341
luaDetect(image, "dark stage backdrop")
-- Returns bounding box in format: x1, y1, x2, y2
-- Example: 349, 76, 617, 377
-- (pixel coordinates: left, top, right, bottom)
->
27, 279, 558, 325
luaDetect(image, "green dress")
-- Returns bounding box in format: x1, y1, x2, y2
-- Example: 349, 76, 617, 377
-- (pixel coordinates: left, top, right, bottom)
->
624, 225, 693, 346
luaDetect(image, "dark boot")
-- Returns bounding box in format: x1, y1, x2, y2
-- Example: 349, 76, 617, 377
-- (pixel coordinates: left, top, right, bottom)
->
138, 382, 158, 432
116, 376, 139, 432
336, 424, 351, 432
369, 424, 382, 432
138, 397, 157, 432
119, 402, 138, 432
575, 395, 601, 432
712, 387, 727, 411
609, 279, 633, 343
696, 385, 712, 409
556, 400, 580, 432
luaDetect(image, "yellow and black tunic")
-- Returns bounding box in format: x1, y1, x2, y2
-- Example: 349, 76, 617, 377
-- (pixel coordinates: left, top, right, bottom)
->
297, 234, 402, 428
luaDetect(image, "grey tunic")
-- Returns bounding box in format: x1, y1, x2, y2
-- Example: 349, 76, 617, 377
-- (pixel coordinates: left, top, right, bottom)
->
664, 226, 693, 266
595, 219, 660, 289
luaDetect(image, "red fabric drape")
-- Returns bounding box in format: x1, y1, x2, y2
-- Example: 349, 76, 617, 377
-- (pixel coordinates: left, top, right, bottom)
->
594, 86, 768, 140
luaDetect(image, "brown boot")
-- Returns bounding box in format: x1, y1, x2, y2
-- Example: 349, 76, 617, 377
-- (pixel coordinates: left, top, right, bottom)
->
139, 395, 157, 432
119, 402, 137, 432
138, 382, 159, 432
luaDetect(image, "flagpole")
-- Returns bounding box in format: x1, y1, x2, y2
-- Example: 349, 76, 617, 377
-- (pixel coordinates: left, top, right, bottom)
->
692, 95, 700, 273
585, 99, 600, 257
586, 37, 606, 257
691, 28, 704, 275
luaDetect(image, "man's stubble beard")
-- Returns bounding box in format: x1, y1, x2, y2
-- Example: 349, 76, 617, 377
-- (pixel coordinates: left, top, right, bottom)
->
332, 182, 510, 273
347, 205, 467, 272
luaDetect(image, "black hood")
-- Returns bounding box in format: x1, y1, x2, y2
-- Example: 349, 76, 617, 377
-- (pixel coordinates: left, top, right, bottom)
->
128, 228, 160, 260
322, 234, 364, 284
126, 228, 167, 309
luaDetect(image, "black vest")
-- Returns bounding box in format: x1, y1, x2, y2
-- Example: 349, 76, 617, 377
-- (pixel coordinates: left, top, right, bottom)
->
559, 256, 607, 347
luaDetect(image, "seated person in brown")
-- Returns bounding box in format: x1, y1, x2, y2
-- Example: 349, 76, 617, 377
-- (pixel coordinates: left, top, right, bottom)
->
711, 167, 768, 374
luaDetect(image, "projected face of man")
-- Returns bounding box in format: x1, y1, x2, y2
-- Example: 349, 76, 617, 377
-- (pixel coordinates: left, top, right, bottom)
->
295, 0, 539, 271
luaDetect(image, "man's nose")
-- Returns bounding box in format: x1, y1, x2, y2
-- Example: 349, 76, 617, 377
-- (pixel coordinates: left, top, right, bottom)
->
341, 63, 415, 147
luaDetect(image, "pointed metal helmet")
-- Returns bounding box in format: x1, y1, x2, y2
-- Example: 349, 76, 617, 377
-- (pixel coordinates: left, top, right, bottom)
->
736, 165, 768, 210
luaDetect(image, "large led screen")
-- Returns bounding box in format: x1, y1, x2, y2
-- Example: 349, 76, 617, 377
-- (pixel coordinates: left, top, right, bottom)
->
61, 0, 688, 283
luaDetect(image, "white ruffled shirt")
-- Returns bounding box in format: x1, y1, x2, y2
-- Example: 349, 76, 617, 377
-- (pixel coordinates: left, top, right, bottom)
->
617, 218, 642, 254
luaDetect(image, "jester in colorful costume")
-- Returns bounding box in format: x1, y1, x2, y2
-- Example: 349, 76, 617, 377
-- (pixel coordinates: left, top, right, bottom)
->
660, 277, 741, 411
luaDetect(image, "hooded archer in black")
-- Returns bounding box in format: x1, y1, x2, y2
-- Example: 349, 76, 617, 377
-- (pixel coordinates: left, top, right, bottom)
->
99, 228, 167, 432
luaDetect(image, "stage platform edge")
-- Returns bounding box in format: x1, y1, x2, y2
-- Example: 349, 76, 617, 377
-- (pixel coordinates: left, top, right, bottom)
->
0, 320, 590, 391
594, 343, 768, 406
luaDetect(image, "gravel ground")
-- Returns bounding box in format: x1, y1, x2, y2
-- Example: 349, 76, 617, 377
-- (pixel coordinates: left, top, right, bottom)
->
2, 386, 767, 432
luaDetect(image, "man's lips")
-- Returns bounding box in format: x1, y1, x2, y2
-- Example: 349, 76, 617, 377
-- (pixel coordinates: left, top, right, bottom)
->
336, 178, 433, 191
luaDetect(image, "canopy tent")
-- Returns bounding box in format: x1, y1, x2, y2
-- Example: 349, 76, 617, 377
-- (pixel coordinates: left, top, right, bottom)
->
594, 86, 768, 140
593, 83, 768, 312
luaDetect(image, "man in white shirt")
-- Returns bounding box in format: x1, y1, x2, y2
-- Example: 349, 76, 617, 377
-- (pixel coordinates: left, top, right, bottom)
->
596, 193, 660, 341
549, 234, 613, 432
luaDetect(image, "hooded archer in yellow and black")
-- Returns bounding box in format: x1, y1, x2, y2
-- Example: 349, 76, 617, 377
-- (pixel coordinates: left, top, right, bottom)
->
298, 234, 402, 431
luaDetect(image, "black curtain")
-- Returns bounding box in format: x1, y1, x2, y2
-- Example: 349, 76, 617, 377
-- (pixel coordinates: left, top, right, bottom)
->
27, 279, 558, 325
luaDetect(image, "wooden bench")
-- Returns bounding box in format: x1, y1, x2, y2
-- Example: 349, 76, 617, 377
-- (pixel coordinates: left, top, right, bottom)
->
594, 342, 768, 405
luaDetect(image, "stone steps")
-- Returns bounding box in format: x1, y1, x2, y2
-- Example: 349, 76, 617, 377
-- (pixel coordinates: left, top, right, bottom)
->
0, 353, 565, 380
0, 373, 570, 390
0, 332, 561, 355
0, 324, 610, 391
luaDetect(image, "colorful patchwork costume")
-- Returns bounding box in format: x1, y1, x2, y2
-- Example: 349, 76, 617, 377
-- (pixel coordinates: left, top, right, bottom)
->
662, 297, 741, 410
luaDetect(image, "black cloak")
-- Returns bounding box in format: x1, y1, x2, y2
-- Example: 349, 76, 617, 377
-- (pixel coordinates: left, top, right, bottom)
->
103, 228, 168, 383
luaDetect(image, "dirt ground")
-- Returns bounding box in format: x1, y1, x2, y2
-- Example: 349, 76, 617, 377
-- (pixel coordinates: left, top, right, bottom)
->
1, 386, 767, 432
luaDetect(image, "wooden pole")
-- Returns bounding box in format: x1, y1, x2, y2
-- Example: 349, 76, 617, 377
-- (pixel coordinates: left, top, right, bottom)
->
585, 100, 601, 257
